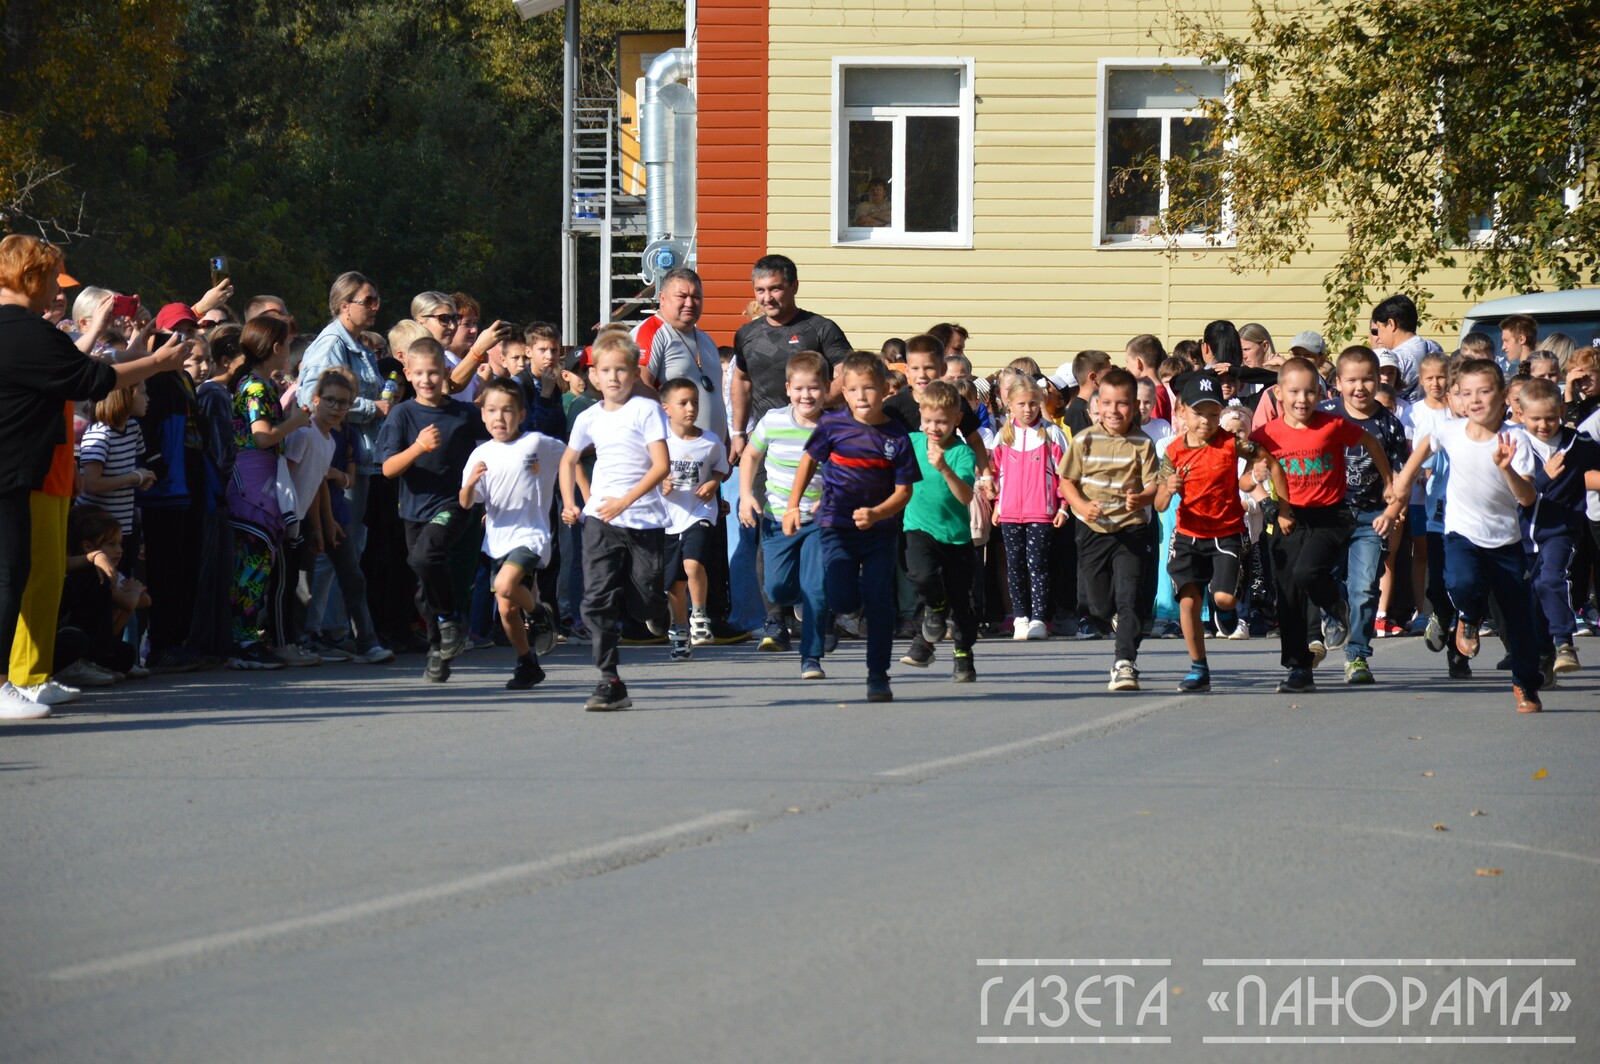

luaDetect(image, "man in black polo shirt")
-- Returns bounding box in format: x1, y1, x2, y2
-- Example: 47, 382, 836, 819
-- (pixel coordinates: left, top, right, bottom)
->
728, 254, 853, 651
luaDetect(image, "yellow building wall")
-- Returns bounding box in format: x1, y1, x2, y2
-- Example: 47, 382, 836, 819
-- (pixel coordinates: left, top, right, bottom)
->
764, 0, 1493, 372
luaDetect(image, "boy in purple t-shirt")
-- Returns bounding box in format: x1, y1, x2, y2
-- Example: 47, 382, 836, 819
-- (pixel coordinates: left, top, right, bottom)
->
786, 353, 921, 702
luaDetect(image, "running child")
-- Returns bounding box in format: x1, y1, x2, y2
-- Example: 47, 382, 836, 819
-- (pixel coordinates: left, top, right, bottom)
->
459, 378, 564, 690
899, 380, 978, 682
378, 337, 490, 682
990, 375, 1069, 640
738, 350, 828, 677
786, 352, 920, 702
659, 377, 731, 661
1252, 357, 1395, 693
1058, 368, 1160, 691
1388, 359, 1544, 712
559, 334, 672, 712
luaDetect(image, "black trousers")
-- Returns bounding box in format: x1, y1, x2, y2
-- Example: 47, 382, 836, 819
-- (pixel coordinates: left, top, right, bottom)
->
141, 504, 202, 657
404, 507, 471, 649
0, 486, 33, 674
904, 530, 977, 653
363, 474, 418, 641
1076, 522, 1153, 663
1269, 505, 1354, 669
263, 532, 315, 648
581, 519, 667, 678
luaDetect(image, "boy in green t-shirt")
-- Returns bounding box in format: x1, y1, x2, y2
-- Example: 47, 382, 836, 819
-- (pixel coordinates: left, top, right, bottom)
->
900, 380, 978, 681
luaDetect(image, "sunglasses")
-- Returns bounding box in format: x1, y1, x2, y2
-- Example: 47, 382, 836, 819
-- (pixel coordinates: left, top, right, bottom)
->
424, 313, 459, 326
346, 296, 381, 310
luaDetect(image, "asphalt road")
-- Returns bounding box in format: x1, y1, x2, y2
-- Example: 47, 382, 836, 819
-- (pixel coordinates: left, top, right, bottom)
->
2, 630, 1596, 1063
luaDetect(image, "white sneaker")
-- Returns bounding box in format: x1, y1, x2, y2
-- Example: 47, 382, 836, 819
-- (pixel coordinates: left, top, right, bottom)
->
1026, 619, 1048, 640
1229, 620, 1250, 640
54, 659, 118, 687
1013, 617, 1031, 641
0, 682, 51, 719
273, 643, 323, 668
14, 678, 80, 705
354, 644, 395, 664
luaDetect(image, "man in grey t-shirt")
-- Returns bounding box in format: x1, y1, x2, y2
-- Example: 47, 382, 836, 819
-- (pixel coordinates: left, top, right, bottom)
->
633, 267, 728, 439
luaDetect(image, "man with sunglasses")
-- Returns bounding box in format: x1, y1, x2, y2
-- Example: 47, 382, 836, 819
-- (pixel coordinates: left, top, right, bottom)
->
634, 267, 727, 438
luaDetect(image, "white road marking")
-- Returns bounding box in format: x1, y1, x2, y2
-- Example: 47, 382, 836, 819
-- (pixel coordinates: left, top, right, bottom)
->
45, 809, 752, 983
1345, 826, 1600, 867
879, 697, 1187, 778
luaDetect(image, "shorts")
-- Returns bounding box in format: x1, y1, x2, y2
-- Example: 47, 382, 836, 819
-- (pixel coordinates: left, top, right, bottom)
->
493, 544, 548, 577
1408, 503, 1427, 531
663, 520, 714, 586
1168, 532, 1244, 597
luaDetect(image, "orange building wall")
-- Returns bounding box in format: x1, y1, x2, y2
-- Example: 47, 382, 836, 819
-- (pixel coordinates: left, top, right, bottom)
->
694, 0, 768, 342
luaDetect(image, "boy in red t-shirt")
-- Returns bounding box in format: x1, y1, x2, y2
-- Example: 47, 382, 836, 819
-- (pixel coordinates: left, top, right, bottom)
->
1251, 358, 1394, 693
1157, 371, 1290, 692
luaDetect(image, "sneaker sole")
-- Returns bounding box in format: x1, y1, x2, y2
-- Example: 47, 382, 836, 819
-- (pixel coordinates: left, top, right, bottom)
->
866, 692, 893, 703
586, 698, 632, 712
1177, 680, 1211, 692
1109, 680, 1140, 692
801, 669, 826, 680
757, 638, 788, 652
227, 659, 284, 671
1277, 681, 1316, 693
899, 656, 932, 668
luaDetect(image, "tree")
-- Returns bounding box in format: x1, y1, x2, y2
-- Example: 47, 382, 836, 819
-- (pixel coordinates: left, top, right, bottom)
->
1159, 0, 1600, 335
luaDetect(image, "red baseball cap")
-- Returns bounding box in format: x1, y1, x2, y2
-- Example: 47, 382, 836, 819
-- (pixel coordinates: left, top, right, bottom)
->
154, 302, 201, 331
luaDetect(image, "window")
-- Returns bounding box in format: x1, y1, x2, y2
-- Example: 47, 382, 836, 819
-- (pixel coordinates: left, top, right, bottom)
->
1095, 62, 1229, 247
833, 58, 975, 247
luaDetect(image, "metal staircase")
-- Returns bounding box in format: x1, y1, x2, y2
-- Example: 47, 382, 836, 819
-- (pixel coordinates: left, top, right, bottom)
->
569, 100, 655, 330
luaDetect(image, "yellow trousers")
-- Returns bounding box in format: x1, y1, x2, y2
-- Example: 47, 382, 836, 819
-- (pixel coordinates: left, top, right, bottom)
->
9, 492, 68, 687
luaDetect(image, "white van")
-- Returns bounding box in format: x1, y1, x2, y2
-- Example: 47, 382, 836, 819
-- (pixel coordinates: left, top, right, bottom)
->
1458, 290, 1600, 361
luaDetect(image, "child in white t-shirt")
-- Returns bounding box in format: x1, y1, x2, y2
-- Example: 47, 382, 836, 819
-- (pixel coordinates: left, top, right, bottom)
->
267, 371, 346, 663
559, 335, 672, 711
1389, 358, 1543, 712
659, 378, 730, 661
459, 378, 564, 691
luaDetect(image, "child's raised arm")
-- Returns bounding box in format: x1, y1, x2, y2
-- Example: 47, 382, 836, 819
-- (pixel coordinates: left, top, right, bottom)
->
459, 460, 488, 511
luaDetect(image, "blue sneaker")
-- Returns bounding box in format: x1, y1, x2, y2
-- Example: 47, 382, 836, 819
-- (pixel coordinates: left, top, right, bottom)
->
758, 618, 791, 653
800, 657, 826, 680
1177, 664, 1211, 692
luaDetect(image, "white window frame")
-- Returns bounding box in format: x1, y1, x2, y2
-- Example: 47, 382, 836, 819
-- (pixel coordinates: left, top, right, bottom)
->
1094, 58, 1234, 250
831, 56, 975, 249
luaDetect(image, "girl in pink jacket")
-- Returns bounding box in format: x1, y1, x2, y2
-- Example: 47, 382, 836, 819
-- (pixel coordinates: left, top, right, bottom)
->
991, 376, 1069, 640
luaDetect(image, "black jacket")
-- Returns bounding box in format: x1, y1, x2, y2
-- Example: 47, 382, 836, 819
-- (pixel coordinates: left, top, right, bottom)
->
0, 304, 118, 493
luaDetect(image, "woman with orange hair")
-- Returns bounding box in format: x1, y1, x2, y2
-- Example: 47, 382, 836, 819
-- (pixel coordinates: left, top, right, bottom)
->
0, 234, 186, 717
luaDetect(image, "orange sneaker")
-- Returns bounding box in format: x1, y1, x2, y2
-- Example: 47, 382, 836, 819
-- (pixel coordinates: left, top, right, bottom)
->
1514, 685, 1542, 714
1455, 619, 1480, 659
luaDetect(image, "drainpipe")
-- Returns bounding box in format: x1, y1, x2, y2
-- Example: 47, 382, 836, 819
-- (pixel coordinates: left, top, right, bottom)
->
641, 47, 694, 246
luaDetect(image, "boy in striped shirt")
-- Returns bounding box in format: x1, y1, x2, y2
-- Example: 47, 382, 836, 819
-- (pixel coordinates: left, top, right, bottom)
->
738, 350, 829, 676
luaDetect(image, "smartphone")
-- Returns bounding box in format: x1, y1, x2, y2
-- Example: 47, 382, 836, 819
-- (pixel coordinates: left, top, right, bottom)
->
210, 256, 228, 286
110, 294, 140, 320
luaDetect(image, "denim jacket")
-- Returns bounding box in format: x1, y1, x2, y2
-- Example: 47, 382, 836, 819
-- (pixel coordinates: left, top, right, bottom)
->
297, 318, 385, 474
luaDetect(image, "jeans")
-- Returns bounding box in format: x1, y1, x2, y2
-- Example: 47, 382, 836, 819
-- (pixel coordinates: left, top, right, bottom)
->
903, 530, 977, 653
1528, 528, 1577, 649
1269, 505, 1354, 670
325, 523, 380, 650
1076, 523, 1152, 663
820, 525, 898, 677
1444, 533, 1541, 691
762, 517, 828, 659
1338, 508, 1388, 662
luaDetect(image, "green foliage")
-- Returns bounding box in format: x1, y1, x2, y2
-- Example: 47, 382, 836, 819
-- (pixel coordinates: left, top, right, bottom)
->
1162, 0, 1600, 335
5, 0, 681, 328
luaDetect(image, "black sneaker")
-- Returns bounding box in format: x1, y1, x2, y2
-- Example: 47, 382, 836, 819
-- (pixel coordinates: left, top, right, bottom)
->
423, 651, 451, 683
228, 642, 286, 671
1177, 665, 1211, 692
900, 636, 934, 668
1277, 668, 1316, 693
585, 678, 631, 711
437, 619, 467, 661
920, 603, 948, 643
525, 603, 558, 658
866, 673, 894, 703
1448, 660, 1473, 680
707, 617, 752, 645
823, 626, 840, 655
758, 618, 791, 653
952, 651, 976, 683
148, 647, 207, 674
506, 655, 545, 690
1322, 597, 1350, 651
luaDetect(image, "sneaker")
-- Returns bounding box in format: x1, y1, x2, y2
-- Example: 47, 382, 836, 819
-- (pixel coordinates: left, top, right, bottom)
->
706, 617, 752, 645
1344, 657, 1375, 685
1228, 620, 1250, 640
353, 644, 395, 664
644, 614, 669, 638
123, 665, 150, 681
894, 617, 918, 640
1277, 668, 1316, 693
689, 611, 713, 646
866, 673, 893, 703
585, 678, 631, 711
1027, 619, 1048, 640
1448, 658, 1473, 679
563, 622, 592, 645
423, 651, 450, 683
464, 633, 495, 651
1424, 615, 1447, 652
952, 651, 976, 683
506, 655, 546, 690
1322, 598, 1350, 650
758, 618, 791, 653
823, 627, 840, 655
54, 659, 117, 687
1109, 660, 1140, 692
1540, 655, 1558, 690
0, 682, 50, 719
835, 612, 864, 639
1554, 644, 1580, 674
302, 636, 352, 663
1514, 684, 1542, 713
1177, 664, 1211, 692
1373, 616, 1402, 638
1076, 619, 1101, 640
669, 628, 692, 662
437, 619, 467, 661
146, 647, 207, 674
801, 657, 826, 680
15, 678, 80, 705
523, 603, 558, 658
272, 642, 322, 668
1307, 640, 1328, 669
1012, 617, 1030, 641
228, 642, 286, 671
901, 637, 934, 668
921, 603, 948, 643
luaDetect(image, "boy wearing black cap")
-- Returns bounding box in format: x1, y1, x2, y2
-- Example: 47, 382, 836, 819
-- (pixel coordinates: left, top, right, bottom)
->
1157, 370, 1290, 691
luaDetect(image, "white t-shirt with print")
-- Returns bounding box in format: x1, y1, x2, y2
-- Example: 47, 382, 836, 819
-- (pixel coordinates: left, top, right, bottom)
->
663, 430, 730, 534
567, 395, 670, 530
282, 425, 336, 522
1432, 419, 1536, 548
462, 431, 563, 563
